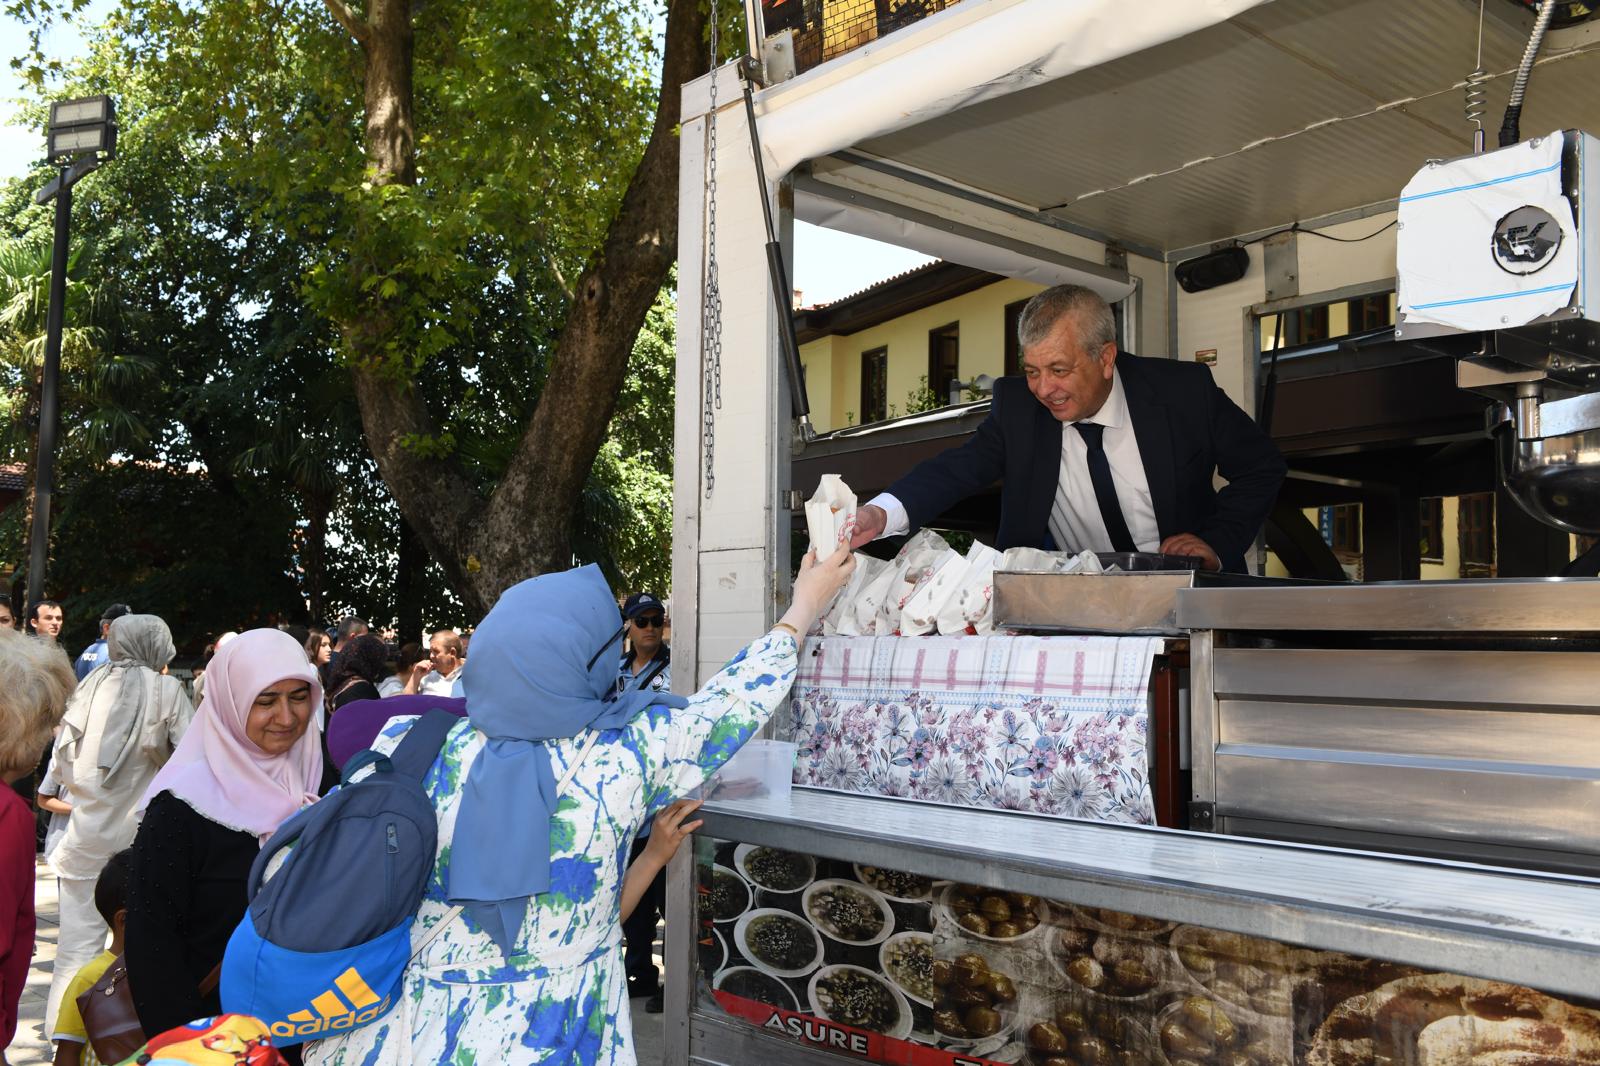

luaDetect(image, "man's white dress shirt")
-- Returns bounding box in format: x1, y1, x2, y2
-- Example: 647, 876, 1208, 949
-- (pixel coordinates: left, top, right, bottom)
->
868, 368, 1160, 553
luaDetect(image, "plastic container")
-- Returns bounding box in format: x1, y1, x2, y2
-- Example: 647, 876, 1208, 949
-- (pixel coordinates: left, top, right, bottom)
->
1151, 996, 1293, 1066
734, 908, 825, 979
1094, 551, 1203, 572
713, 966, 801, 1013
934, 883, 1047, 944
733, 843, 815, 895
802, 878, 895, 947
808, 964, 914, 1040
878, 931, 935, 1007
699, 739, 795, 803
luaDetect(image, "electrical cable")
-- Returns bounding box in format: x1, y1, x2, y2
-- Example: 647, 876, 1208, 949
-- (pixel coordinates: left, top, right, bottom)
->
1500, 0, 1556, 146
1240, 218, 1398, 249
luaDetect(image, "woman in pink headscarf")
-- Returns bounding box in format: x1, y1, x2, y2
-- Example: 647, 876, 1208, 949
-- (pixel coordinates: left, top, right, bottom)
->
125, 629, 323, 1037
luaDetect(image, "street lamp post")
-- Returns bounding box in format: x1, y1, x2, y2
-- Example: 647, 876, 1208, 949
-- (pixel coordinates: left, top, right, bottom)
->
24, 95, 116, 611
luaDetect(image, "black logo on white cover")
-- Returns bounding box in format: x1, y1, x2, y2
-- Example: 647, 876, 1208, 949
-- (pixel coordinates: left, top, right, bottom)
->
1492, 205, 1562, 275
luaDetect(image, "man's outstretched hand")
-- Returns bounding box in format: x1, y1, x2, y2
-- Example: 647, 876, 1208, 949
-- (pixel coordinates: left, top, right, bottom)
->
850, 504, 887, 549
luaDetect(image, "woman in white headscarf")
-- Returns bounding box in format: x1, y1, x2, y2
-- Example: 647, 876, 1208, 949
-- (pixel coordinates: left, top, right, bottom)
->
44, 614, 193, 1039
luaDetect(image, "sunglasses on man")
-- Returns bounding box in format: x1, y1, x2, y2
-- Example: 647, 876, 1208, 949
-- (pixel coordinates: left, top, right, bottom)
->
630, 614, 666, 629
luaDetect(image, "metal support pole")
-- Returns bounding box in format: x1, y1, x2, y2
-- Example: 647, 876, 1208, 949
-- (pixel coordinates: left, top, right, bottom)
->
26, 170, 72, 610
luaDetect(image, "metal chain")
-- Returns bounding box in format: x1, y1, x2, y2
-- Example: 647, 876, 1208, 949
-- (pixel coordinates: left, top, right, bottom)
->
701, 0, 723, 499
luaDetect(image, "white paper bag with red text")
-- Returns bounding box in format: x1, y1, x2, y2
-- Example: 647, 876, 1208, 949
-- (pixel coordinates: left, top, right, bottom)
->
877, 530, 954, 635
804, 475, 857, 555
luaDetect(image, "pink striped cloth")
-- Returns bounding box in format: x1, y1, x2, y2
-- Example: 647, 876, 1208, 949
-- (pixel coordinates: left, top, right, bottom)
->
792, 634, 1159, 825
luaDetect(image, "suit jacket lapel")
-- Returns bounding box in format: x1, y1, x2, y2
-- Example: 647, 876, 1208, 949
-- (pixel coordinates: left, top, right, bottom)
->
1027, 401, 1061, 545
1123, 360, 1179, 537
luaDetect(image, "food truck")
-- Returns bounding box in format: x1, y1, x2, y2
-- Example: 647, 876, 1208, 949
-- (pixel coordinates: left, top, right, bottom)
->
664, 2, 1600, 1064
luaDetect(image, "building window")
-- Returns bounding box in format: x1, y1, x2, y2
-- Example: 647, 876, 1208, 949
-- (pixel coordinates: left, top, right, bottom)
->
1320, 504, 1361, 556
928, 322, 960, 404
860, 347, 887, 423
1004, 299, 1028, 377
1419, 497, 1444, 563
1347, 293, 1394, 332
1458, 493, 1495, 576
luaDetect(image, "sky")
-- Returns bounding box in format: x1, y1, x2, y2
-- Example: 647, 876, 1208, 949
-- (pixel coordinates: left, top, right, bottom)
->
0, 9, 930, 303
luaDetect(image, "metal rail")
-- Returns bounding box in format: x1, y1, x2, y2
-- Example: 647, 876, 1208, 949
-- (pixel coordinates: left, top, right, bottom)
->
694, 788, 1600, 1000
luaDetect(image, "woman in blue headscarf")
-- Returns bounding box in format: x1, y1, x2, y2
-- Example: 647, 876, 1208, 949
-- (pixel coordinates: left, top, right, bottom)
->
303, 547, 854, 1066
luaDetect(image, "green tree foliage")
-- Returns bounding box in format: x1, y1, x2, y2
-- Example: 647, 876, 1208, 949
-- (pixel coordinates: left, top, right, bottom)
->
3, 0, 712, 623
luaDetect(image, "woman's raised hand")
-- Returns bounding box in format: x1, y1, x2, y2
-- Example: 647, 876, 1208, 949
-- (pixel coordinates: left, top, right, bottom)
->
780, 543, 857, 636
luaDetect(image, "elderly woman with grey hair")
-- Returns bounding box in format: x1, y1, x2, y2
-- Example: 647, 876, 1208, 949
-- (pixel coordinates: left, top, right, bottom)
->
0, 627, 75, 1055
44, 614, 193, 1039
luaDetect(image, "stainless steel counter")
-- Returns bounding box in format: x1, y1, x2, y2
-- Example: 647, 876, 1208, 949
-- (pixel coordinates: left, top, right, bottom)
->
1177, 576, 1600, 632
1177, 578, 1600, 875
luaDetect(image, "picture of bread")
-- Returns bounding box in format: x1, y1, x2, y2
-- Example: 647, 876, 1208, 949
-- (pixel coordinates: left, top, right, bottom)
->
1306, 974, 1600, 1066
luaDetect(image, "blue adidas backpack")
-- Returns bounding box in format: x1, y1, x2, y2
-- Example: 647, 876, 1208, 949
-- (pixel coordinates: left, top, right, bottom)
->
221, 709, 459, 1045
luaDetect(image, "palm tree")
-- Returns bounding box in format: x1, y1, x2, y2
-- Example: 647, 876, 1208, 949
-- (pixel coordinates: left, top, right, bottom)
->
0, 235, 152, 579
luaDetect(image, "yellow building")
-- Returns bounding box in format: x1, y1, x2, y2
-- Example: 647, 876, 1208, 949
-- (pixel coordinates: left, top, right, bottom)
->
795, 263, 1043, 433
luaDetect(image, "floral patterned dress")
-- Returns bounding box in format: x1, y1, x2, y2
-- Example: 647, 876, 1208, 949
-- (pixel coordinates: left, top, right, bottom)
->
302, 632, 797, 1066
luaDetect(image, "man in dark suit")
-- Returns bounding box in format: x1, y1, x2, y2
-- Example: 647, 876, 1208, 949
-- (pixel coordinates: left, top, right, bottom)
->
851, 285, 1285, 572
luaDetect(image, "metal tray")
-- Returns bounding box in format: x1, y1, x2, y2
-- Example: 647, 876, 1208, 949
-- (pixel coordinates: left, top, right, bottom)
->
994, 569, 1304, 635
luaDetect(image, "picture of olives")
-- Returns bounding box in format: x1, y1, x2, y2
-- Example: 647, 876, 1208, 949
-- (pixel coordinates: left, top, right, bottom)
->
958, 912, 991, 936
1028, 1022, 1067, 1053
954, 954, 989, 985
931, 950, 1016, 1044
1111, 959, 1156, 994
1058, 927, 1093, 954
1162, 1020, 1210, 1059
987, 973, 1017, 1002
964, 1006, 1001, 1037
943, 885, 1042, 941
1180, 995, 1238, 1046
1053, 1007, 1087, 1037
1072, 1035, 1115, 1066
979, 896, 1012, 922
1038, 1059, 1072, 1066
931, 959, 953, 987
1067, 955, 1106, 990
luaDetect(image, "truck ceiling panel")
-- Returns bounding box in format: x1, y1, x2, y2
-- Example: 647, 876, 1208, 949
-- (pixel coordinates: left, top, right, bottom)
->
854, 0, 1600, 252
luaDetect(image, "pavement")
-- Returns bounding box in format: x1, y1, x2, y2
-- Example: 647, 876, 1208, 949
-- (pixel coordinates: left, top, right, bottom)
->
9, 861, 666, 1066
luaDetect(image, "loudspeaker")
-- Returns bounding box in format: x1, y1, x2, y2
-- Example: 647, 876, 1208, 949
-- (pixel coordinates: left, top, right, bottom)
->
1175, 246, 1250, 293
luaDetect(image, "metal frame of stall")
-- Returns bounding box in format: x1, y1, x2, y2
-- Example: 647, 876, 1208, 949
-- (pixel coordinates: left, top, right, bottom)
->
665, 3, 1600, 1063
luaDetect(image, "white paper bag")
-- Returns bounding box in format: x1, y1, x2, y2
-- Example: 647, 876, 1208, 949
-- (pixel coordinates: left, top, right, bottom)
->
999, 546, 1063, 572
938, 542, 1001, 635
1060, 549, 1106, 574
822, 553, 889, 636
850, 561, 902, 636
877, 530, 952, 636
804, 474, 857, 555
900, 549, 972, 636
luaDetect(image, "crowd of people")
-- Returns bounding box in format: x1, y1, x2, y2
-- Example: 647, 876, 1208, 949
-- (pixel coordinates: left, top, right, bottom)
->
0, 546, 854, 1066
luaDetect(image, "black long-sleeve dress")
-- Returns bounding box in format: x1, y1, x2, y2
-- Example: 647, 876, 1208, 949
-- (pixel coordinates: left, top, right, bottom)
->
124, 790, 258, 1036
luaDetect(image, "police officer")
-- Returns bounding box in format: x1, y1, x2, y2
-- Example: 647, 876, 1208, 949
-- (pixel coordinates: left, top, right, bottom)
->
615, 593, 670, 698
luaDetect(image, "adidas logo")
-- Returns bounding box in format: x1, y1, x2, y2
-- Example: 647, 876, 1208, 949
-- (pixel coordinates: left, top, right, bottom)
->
270, 968, 394, 1038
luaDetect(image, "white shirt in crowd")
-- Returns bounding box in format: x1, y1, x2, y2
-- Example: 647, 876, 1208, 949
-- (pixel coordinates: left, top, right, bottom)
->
418, 667, 463, 697
377, 675, 406, 698
868, 368, 1159, 555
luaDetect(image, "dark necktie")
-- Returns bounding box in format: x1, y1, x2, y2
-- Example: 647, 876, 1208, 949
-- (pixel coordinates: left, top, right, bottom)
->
1074, 422, 1137, 553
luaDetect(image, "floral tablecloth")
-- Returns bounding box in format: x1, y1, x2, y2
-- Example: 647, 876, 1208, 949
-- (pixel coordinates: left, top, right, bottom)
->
791, 634, 1161, 825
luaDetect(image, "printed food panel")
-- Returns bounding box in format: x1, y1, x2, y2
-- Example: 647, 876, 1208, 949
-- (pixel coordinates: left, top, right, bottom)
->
693, 839, 1600, 1066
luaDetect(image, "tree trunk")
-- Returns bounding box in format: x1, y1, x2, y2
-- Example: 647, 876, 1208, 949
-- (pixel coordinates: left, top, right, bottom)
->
328, 0, 709, 617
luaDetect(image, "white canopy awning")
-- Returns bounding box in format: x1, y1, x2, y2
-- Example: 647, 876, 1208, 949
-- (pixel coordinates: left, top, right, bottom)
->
753, 0, 1276, 180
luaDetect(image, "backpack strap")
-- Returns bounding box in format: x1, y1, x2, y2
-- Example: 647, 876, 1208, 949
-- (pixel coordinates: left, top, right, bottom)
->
408, 729, 602, 966
388, 708, 463, 781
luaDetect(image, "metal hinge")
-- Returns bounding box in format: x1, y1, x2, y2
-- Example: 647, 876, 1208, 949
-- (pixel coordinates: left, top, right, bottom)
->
1187, 802, 1217, 832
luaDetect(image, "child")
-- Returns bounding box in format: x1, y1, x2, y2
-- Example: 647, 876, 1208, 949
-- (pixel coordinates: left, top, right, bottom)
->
52, 849, 133, 1066
36, 757, 72, 861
